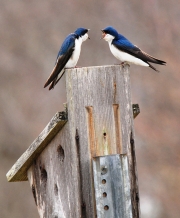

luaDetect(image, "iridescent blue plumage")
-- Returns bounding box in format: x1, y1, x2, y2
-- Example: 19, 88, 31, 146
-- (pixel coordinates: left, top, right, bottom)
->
74, 28, 89, 37
102, 26, 166, 71
57, 33, 76, 57
114, 34, 136, 49
44, 28, 89, 90
102, 26, 119, 38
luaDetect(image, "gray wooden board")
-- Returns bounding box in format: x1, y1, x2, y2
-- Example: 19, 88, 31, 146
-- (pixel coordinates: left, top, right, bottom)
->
27, 122, 82, 218
65, 65, 140, 217
6, 112, 67, 182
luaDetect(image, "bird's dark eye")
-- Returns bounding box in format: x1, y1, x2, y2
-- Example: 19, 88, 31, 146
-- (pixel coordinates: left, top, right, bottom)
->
84, 29, 88, 34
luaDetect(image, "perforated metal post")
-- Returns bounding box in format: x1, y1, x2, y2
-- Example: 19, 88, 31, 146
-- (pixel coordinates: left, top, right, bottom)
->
93, 154, 132, 218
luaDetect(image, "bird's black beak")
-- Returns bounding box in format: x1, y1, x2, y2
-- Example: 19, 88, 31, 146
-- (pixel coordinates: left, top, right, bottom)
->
88, 29, 90, 39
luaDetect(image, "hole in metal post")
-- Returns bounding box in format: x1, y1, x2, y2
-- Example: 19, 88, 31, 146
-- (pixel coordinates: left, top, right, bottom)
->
103, 132, 106, 137
101, 166, 108, 175
103, 192, 107, 197
102, 179, 106, 184
104, 205, 109, 210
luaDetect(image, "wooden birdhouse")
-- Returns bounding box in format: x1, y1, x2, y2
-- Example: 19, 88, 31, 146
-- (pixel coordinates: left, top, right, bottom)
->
7, 65, 140, 218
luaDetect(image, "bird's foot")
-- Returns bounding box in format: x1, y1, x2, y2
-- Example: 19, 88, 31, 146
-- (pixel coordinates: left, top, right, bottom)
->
114, 62, 130, 68
122, 62, 130, 67
125, 62, 130, 67
75, 66, 82, 68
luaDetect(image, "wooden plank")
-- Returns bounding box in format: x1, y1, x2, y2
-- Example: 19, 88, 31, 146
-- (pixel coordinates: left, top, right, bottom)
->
65, 65, 140, 217
27, 122, 82, 218
6, 112, 67, 182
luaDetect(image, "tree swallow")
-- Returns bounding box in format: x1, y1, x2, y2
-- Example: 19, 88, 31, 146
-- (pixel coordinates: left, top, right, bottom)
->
101, 26, 166, 71
44, 28, 90, 90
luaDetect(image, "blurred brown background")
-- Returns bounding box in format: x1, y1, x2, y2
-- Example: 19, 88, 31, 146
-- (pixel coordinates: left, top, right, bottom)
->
1, 0, 180, 217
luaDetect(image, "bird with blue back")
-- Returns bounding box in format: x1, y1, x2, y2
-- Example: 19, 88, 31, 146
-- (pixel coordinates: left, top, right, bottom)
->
44, 27, 90, 90
101, 26, 166, 71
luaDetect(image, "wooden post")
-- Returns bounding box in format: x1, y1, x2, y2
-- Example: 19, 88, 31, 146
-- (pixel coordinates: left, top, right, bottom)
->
6, 65, 140, 218
65, 65, 140, 218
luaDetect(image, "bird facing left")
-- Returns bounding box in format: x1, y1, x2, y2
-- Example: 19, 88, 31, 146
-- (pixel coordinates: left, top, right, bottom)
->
101, 26, 166, 72
44, 28, 90, 90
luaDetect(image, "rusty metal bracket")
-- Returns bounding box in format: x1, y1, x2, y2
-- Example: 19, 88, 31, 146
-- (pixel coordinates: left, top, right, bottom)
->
93, 154, 133, 218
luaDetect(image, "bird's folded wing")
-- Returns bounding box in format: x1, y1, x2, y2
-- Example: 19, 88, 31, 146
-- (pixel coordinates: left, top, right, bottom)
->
113, 40, 166, 65
44, 36, 75, 88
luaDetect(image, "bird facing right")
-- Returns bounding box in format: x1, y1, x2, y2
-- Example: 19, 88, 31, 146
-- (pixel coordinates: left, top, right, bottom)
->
101, 26, 166, 71
44, 27, 89, 90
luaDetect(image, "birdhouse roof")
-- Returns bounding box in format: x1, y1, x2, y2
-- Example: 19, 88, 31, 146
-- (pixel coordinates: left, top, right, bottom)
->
6, 112, 67, 182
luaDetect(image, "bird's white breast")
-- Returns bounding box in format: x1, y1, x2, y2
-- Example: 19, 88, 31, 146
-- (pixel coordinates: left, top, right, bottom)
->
109, 42, 148, 67
65, 33, 88, 68
65, 38, 82, 68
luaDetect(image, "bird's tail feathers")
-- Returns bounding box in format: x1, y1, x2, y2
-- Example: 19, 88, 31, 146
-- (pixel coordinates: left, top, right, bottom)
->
44, 65, 58, 88
44, 60, 64, 89
148, 62, 159, 72
144, 51, 166, 65
49, 80, 56, 90
48, 69, 66, 90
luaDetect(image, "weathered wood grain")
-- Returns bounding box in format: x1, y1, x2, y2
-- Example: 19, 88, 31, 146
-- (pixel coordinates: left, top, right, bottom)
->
65, 65, 140, 217
27, 122, 82, 218
6, 112, 67, 182
7, 65, 140, 218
